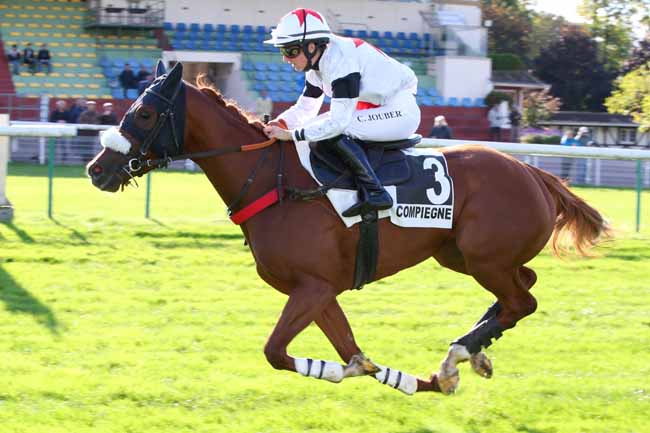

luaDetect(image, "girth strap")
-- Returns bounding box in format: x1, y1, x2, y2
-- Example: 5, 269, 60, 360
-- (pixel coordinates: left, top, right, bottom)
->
353, 210, 379, 289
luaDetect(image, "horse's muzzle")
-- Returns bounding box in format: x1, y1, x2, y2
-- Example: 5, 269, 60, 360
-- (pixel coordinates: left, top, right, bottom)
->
87, 161, 121, 192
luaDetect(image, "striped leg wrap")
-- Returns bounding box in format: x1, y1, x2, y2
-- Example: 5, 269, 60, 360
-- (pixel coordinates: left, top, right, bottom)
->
373, 365, 418, 395
294, 358, 344, 383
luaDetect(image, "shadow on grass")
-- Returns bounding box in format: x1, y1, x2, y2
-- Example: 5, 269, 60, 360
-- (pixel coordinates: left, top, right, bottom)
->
51, 219, 89, 244
8, 162, 87, 178
134, 230, 243, 240
0, 266, 61, 335
3, 222, 35, 243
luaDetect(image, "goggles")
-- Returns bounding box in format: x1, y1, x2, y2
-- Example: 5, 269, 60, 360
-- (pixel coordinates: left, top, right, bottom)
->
280, 44, 302, 59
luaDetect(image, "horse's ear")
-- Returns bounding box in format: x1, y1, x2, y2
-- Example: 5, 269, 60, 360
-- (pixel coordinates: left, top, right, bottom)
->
159, 62, 183, 96
155, 60, 166, 78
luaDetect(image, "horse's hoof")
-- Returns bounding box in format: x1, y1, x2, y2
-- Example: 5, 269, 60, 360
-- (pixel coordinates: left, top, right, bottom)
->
436, 371, 459, 395
470, 352, 493, 379
343, 353, 381, 377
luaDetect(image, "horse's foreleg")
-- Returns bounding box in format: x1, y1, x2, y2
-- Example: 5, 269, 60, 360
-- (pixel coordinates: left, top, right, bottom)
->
315, 300, 439, 395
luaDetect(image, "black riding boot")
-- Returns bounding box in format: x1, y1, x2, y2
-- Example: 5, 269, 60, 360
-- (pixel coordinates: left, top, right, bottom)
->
330, 136, 393, 217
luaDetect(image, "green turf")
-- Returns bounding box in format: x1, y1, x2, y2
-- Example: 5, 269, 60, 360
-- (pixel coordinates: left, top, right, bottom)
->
1, 162, 649, 433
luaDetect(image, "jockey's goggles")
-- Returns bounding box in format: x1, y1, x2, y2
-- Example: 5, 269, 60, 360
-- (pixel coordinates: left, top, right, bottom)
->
279, 44, 302, 59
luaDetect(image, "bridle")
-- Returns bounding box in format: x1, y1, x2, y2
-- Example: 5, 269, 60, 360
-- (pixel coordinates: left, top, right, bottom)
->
113, 80, 284, 217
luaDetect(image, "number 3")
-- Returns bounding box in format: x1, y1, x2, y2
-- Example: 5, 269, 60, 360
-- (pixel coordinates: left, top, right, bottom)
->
423, 157, 451, 204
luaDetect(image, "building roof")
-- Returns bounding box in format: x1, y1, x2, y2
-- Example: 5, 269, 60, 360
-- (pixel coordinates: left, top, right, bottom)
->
491, 70, 549, 89
539, 111, 638, 128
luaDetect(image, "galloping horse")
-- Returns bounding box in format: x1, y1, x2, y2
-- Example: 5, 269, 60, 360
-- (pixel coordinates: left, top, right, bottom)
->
87, 62, 608, 395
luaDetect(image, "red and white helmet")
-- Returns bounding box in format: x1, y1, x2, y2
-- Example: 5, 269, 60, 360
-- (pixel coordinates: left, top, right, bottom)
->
264, 8, 331, 47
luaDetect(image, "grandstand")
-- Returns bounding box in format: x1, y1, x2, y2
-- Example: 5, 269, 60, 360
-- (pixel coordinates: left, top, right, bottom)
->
1, 0, 494, 139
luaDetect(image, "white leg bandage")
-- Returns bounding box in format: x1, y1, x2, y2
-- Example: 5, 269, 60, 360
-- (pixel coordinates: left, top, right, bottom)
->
373, 365, 418, 395
294, 358, 344, 383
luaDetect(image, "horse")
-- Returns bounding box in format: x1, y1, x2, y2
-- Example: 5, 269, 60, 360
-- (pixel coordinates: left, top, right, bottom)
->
86, 62, 609, 395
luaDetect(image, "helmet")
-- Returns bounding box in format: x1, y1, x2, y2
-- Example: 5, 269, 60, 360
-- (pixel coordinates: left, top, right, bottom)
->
264, 8, 331, 47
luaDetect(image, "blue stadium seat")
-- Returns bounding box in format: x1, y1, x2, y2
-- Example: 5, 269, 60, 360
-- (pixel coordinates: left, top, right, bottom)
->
189, 23, 200, 32
281, 63, 293, 73
474, 97, 486, 107
214, 40, 225, 51
163, 22, 173, 31
434, 96, 445, 106
396, 32, 406, 40
427, 88, 438, 97
99, 56, 111, 68
421, 97, 433, 106
267, 71, 280, 81
176, 23, 187, 32
357, 30, 368, 38
204, 23, 214, 33
267, 82, 280, 92
254, 71, 267, 81
230, 24, 241, 33
447, 97, 459, 106
461, 97, 473, 107
254, 82, 267, 92
267, 63, 280, 72
224, 41, 237, 51
217, 24, 227, 34
142, 58, 154, 69
343, 29, 354, 37
242, 61, 254, 71
112, 58, 125, 69
127, 88, 139, 99
112, 88, 123, 99
254, 62, 268, 71
201, 40, 212, 50
409, 32, 419, 40
243, 25, 253, 34
370, 30, 380, 39
256, 25, 266, 34
383, 31, 393, 39
104, 68, 117, 79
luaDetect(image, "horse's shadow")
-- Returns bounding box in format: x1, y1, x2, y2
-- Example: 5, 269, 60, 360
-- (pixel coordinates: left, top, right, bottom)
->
0, 265, 61, 335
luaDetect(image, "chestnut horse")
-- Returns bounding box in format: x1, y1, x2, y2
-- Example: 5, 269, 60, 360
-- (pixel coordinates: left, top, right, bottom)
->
87, 62, 608, 395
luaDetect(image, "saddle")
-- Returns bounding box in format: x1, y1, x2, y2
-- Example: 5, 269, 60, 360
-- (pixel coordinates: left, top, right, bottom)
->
309, 134, 422, 189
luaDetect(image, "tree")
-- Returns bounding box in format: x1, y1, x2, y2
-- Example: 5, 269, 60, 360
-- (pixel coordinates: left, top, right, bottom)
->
482, 1, 533, 61
533, 26, 616, 111
622, 37, 650, 74
522, 89, 561, 128
528, 12, 570, 62
606, 65, 650, 131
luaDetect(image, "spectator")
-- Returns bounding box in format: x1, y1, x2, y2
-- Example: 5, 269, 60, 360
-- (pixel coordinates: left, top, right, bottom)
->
136, 64, 150, 82
7, 44, 21, 75
78, 100, 99, 125
509, 107, 522, 142
487, 104, 502, 141
575, 126, 594, 184
99, 102, 118, 125
68, 98, 87, 123
49, 100, 71, 162
49, 100, 70, 123
137, 73, 154, 96
23, 42, 36, 74
36, 43, 52, 74
118, 63, 138, 98
560, 129, 578, 179
78, 101, 101, 160
254, 89, 273, 118
429, 115, 453, 139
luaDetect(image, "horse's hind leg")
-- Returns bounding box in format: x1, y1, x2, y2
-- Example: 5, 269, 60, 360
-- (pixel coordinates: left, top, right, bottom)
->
437, 265, 538, 394
316, 300, 442, 394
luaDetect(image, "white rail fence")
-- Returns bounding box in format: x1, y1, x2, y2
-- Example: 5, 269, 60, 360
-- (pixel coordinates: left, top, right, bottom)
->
1, 125, 650, 228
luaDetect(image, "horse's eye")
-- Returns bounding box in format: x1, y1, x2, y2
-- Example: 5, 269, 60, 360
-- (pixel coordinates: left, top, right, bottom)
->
140, 111, 150, 120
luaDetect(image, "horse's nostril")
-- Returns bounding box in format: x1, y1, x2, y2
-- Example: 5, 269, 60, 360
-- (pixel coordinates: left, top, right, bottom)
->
91, 164, 103, 176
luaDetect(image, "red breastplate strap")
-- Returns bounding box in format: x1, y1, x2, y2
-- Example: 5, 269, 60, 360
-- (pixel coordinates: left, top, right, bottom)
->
356, 101, 380, 110
229, 189, 280, 225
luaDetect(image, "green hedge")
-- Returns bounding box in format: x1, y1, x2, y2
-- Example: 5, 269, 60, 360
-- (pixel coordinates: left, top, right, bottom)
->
520, 134, 562, 144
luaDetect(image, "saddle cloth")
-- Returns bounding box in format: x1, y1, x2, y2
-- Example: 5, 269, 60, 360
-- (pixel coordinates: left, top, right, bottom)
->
295, 139, 455, 229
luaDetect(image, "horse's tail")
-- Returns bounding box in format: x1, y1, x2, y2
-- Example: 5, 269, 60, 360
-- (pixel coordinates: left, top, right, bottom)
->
529, 165, 610, 256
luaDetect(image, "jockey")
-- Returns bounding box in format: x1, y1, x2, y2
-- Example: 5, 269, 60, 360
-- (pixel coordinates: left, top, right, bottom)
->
262, 8, 420, 217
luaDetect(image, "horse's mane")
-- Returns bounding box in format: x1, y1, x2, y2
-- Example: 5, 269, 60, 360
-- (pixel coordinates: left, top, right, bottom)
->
195, 75, 265, 133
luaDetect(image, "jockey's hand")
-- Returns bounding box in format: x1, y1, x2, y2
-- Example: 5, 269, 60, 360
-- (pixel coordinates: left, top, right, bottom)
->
263, 124, 293, 141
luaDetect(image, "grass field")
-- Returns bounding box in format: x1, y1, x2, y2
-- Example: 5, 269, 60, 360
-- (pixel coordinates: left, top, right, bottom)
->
1, 163, 649, 433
